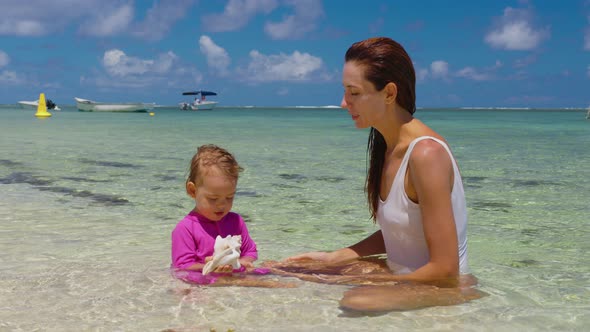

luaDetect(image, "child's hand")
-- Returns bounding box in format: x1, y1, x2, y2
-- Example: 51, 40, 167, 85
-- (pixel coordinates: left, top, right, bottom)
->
239, 258, 256, 272
240, 259, 254, 269
213, 264, 234, 273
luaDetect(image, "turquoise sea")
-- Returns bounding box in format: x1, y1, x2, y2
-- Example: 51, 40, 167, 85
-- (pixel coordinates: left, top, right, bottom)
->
0, 105, 588, 331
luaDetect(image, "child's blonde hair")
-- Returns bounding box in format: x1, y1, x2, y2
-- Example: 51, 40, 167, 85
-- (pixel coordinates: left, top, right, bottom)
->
186, 144, 243, 194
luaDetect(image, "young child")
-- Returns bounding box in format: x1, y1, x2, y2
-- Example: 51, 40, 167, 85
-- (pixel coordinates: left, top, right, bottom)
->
171, 144, 257, 274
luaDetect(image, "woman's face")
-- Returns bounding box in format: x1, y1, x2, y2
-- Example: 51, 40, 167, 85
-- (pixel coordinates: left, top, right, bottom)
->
341, 61, 387, 129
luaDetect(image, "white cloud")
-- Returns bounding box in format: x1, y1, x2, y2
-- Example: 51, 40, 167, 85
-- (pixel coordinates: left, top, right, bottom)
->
240, 50, 324, 82
0, 20, 45, 36
103, 50, 151, 77
83, 68, 202, 89
0, 70, 23, 84
0, 51, 9, 67
102, 49, 178, 77
79, 4, 134, 37
199, 36, 231, 75
457, 60, 502, 81
456, 67, 490, 81
131, 0, 194, 41
152, 52, 179, 73
416, 67, 428, 81
585, 16, 590, 50
202, 0, 278, 32
0, 1, 68, 36
430, 61, 449, 79
0, 1, 188, 39
420, 60, 502, 82
412, 62, 428, 81
485, 7, 549, 50
264, 0, 324, 40
92, 48, 201, 89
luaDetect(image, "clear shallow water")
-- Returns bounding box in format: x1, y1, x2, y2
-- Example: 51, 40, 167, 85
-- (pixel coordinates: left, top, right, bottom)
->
0, 106, 588, 331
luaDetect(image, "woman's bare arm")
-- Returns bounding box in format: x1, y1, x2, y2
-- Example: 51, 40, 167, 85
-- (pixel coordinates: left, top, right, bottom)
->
286, 230, 386, 264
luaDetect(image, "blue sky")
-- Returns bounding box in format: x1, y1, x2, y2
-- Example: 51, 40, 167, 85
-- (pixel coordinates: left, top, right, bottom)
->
0, 0, 589, 108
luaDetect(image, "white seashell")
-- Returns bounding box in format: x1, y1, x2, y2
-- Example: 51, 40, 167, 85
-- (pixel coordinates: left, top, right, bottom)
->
202, 235, 242, 275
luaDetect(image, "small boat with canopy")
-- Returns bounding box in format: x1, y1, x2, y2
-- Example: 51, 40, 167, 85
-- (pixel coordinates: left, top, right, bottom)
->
179, 90, 218, 110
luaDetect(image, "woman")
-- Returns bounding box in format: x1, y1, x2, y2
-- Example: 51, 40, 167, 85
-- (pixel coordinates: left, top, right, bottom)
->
282, 37, 481, 311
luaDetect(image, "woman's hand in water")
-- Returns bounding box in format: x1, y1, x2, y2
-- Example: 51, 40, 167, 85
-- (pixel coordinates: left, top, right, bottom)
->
285, 251, 332, 262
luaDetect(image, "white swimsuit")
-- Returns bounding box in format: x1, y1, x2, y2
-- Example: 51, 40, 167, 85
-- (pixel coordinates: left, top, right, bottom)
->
377, 136, 470, 274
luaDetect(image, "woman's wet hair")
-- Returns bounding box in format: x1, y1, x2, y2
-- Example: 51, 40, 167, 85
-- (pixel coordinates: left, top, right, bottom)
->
186, 144, 243, 194
345, 37, 417, 221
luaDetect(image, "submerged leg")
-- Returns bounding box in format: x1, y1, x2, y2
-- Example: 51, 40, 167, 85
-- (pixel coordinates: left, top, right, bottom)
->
262, 258, 487, 311
339, 283, 486, 312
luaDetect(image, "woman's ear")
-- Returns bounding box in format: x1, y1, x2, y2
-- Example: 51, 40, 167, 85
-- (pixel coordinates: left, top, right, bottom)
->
186, 181, 197, 198
384, 82, 398, 105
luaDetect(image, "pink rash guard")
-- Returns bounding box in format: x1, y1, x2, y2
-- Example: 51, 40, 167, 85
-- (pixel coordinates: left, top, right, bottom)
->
171, 210, 258, 270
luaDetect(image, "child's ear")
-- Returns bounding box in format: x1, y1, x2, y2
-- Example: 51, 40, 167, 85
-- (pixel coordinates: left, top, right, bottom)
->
186, 181, 197, 198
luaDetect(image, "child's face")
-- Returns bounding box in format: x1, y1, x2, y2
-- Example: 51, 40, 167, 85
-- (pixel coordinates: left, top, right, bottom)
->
188, 169, 237, 221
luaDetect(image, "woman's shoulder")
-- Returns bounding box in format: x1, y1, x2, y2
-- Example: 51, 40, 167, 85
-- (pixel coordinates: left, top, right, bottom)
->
409, 137, 452, 167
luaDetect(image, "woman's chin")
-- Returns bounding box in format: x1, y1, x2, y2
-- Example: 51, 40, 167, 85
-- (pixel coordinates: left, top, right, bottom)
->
354, 122, 369, 129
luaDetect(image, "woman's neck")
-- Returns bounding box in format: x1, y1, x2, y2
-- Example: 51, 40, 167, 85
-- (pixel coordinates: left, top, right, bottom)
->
376, 105, 414, 153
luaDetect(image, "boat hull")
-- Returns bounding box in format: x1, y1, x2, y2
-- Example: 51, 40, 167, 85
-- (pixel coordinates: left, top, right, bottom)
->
18, 101, 38, 110
74, 98, 156, 112
77, 104, 153, 112
180, 101, 218, 111
18, 100, 61, 111
75, 97, 154, 112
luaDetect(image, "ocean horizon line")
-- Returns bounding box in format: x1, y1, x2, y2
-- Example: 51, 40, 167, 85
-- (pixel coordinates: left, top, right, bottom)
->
1, 103, 588, 111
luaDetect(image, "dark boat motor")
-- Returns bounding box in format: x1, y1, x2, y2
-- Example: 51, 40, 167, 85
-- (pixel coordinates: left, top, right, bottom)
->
46, 99, 57, 110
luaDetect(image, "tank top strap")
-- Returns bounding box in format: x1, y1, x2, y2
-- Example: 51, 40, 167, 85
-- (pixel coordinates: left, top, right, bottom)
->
403, 136, 458, 173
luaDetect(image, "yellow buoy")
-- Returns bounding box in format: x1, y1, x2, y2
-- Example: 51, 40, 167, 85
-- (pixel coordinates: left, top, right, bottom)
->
35, 93, 52, 118
149, 112, 155, 116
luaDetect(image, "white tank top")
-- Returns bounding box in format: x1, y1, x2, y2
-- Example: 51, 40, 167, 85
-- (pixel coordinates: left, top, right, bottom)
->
377, 136, 470, 275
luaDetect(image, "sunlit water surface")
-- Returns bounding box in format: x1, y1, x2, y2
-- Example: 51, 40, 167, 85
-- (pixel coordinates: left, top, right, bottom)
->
0, 106, 588, 331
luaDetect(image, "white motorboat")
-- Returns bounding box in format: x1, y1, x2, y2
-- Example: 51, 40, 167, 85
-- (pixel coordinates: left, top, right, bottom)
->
18, 99, 61, 111
179, 90, 218, 111
179, 100, 219, 111
75, 97, 155, 112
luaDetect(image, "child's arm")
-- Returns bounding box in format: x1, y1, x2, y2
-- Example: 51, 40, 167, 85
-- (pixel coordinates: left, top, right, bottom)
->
182, 262, 207, 271
171, 223, 205, 270
237, 215, 258, 261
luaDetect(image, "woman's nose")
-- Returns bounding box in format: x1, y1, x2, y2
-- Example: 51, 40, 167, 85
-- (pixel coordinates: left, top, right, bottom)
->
340, 96, 348, 108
